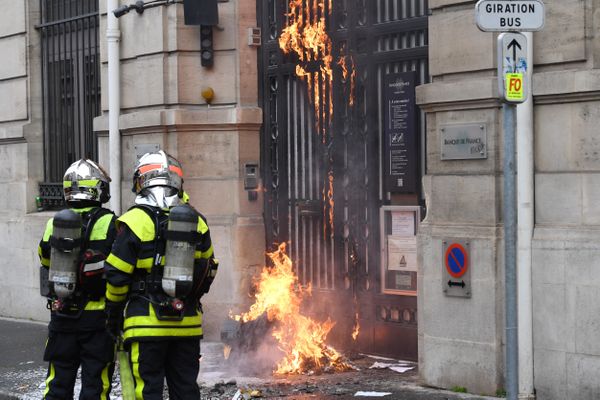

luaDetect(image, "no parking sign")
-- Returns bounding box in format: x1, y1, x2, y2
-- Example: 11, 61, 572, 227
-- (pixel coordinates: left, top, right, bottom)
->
445, 243, 468, 278
442, 239, 471, 298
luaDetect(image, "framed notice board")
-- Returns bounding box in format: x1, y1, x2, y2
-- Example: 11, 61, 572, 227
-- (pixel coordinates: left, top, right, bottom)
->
380, 206, 420, 296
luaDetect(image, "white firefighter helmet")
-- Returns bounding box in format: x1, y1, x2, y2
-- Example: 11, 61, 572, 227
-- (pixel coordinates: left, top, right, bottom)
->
63, 159, 111, 204
132, 150, 184, 195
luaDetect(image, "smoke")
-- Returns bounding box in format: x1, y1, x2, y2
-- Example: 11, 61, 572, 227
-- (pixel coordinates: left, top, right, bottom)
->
220, 316, 284, 376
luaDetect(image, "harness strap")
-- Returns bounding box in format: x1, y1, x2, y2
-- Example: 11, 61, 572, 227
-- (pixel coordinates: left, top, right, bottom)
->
164, 230, 202, 244
49, 236, 82, 252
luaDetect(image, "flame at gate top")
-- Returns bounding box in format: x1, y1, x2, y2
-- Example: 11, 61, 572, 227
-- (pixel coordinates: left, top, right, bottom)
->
279, 0, 354, 135
232, 243, 353, 374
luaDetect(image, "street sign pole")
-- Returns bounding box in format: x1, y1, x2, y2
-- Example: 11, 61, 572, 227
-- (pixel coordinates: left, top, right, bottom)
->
496, 31, 527, 400
503, 101, 518, 400
476, 2, 544, 398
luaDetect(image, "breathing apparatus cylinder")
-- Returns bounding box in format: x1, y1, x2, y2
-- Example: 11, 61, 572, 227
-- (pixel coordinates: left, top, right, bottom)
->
49, 209, 82, 299
162, 204, 198, 298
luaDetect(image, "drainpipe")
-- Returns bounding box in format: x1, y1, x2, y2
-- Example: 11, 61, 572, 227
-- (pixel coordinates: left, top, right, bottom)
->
517, 31, 535, 400
107, 0, 121, 215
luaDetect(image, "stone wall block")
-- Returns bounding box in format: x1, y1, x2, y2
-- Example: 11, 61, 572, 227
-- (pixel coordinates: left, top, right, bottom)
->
416, 77, 497, 108
0, 35, 26, 80
429, 9, 494, 76
425, 175, 498, 225
420, 336, 500, 395
0, 78, 27, 122
120, 55, 166, 108
582, 174, 600, 225
537, 102, 600, 173
176, 51, 237, 105
533, 0, 585, 65
237, 0, 258, 106
566, 353, 600, 400
0, 0, 26, 37
177, 130, 238, 178
532, 241, 565, 285
184, 179, 238, 216
232, 218, 266, 270
533, 348, 567, 400
535, 104, 572, 172
563, 245, 600, 287
200, 223, 234, 340
535, 173, 582, 225
0, 182, 26, 213
119, 6, 165, 59
0, 143, 27, 182
574, 285, 600, 355
532, 282, 568, 352
0, 215, 49, 322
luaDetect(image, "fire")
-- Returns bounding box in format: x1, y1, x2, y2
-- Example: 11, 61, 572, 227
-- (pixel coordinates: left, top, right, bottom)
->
337, 47, 356, 107
233, 243, 352, 374
323, 170, 334, 237
352, 312, 360, 341
279, 0, 357, 236
279, 0, 355, 134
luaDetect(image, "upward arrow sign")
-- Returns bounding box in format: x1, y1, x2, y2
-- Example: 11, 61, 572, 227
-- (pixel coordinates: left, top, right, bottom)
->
507, 39, 522, 72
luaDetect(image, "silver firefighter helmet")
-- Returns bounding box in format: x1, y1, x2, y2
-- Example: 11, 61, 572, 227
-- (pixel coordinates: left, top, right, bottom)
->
132, 150, 184, 195
63, 159, 111, 204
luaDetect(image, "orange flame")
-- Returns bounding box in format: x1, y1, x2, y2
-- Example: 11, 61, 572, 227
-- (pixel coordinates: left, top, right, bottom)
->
352, 312, 360, 341
323, 170, 334, 236
233, 243, 352, 374
337, 48, 356, 107
279, 0, 357, 247
279, 0, 354, 134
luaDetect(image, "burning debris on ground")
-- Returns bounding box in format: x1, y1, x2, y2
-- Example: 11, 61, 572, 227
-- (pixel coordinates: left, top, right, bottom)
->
227, 243, 355, 376
198, 343, 421, 400
198, 245, 430, 399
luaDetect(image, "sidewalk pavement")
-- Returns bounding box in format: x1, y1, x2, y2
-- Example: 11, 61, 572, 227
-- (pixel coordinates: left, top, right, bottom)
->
0, 317, 501, 400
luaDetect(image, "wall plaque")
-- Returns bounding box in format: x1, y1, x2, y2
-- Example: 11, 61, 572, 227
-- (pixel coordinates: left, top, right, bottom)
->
440, 124, 487, 160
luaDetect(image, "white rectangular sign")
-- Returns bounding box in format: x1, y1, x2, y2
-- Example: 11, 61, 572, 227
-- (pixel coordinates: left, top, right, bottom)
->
476, 0, 545, 32
497, 32, 528, 103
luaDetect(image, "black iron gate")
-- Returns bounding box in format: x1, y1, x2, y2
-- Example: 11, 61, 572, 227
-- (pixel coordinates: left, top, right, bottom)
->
260, 0, 428, 360
38, 0, 101, 208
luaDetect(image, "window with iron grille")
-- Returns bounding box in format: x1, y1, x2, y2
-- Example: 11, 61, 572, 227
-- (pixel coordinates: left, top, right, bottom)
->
38, 0, 101, 209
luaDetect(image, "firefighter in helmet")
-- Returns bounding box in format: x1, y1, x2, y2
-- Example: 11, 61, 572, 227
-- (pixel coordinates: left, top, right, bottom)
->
38, 159, 117, 399
104, 150, 218, 399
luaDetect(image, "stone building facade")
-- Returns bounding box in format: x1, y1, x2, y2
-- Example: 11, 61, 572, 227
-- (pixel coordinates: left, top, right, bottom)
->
1, 0, 600, 399
418, 0, 600, 398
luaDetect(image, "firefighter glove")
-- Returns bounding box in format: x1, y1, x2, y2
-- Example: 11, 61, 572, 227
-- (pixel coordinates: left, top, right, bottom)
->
105, 301, 124, 341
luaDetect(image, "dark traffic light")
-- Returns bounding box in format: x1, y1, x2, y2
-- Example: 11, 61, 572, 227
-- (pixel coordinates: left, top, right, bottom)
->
200, 25, 214, 67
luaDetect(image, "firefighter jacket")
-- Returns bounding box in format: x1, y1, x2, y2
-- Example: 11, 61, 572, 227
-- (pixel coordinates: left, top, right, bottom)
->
104, 205, 217, 343
38, 206, 117, 332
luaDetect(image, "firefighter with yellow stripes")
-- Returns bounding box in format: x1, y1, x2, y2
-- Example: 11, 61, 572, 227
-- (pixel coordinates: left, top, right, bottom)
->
104, 150, 218, 399
38, 159, 117, 399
